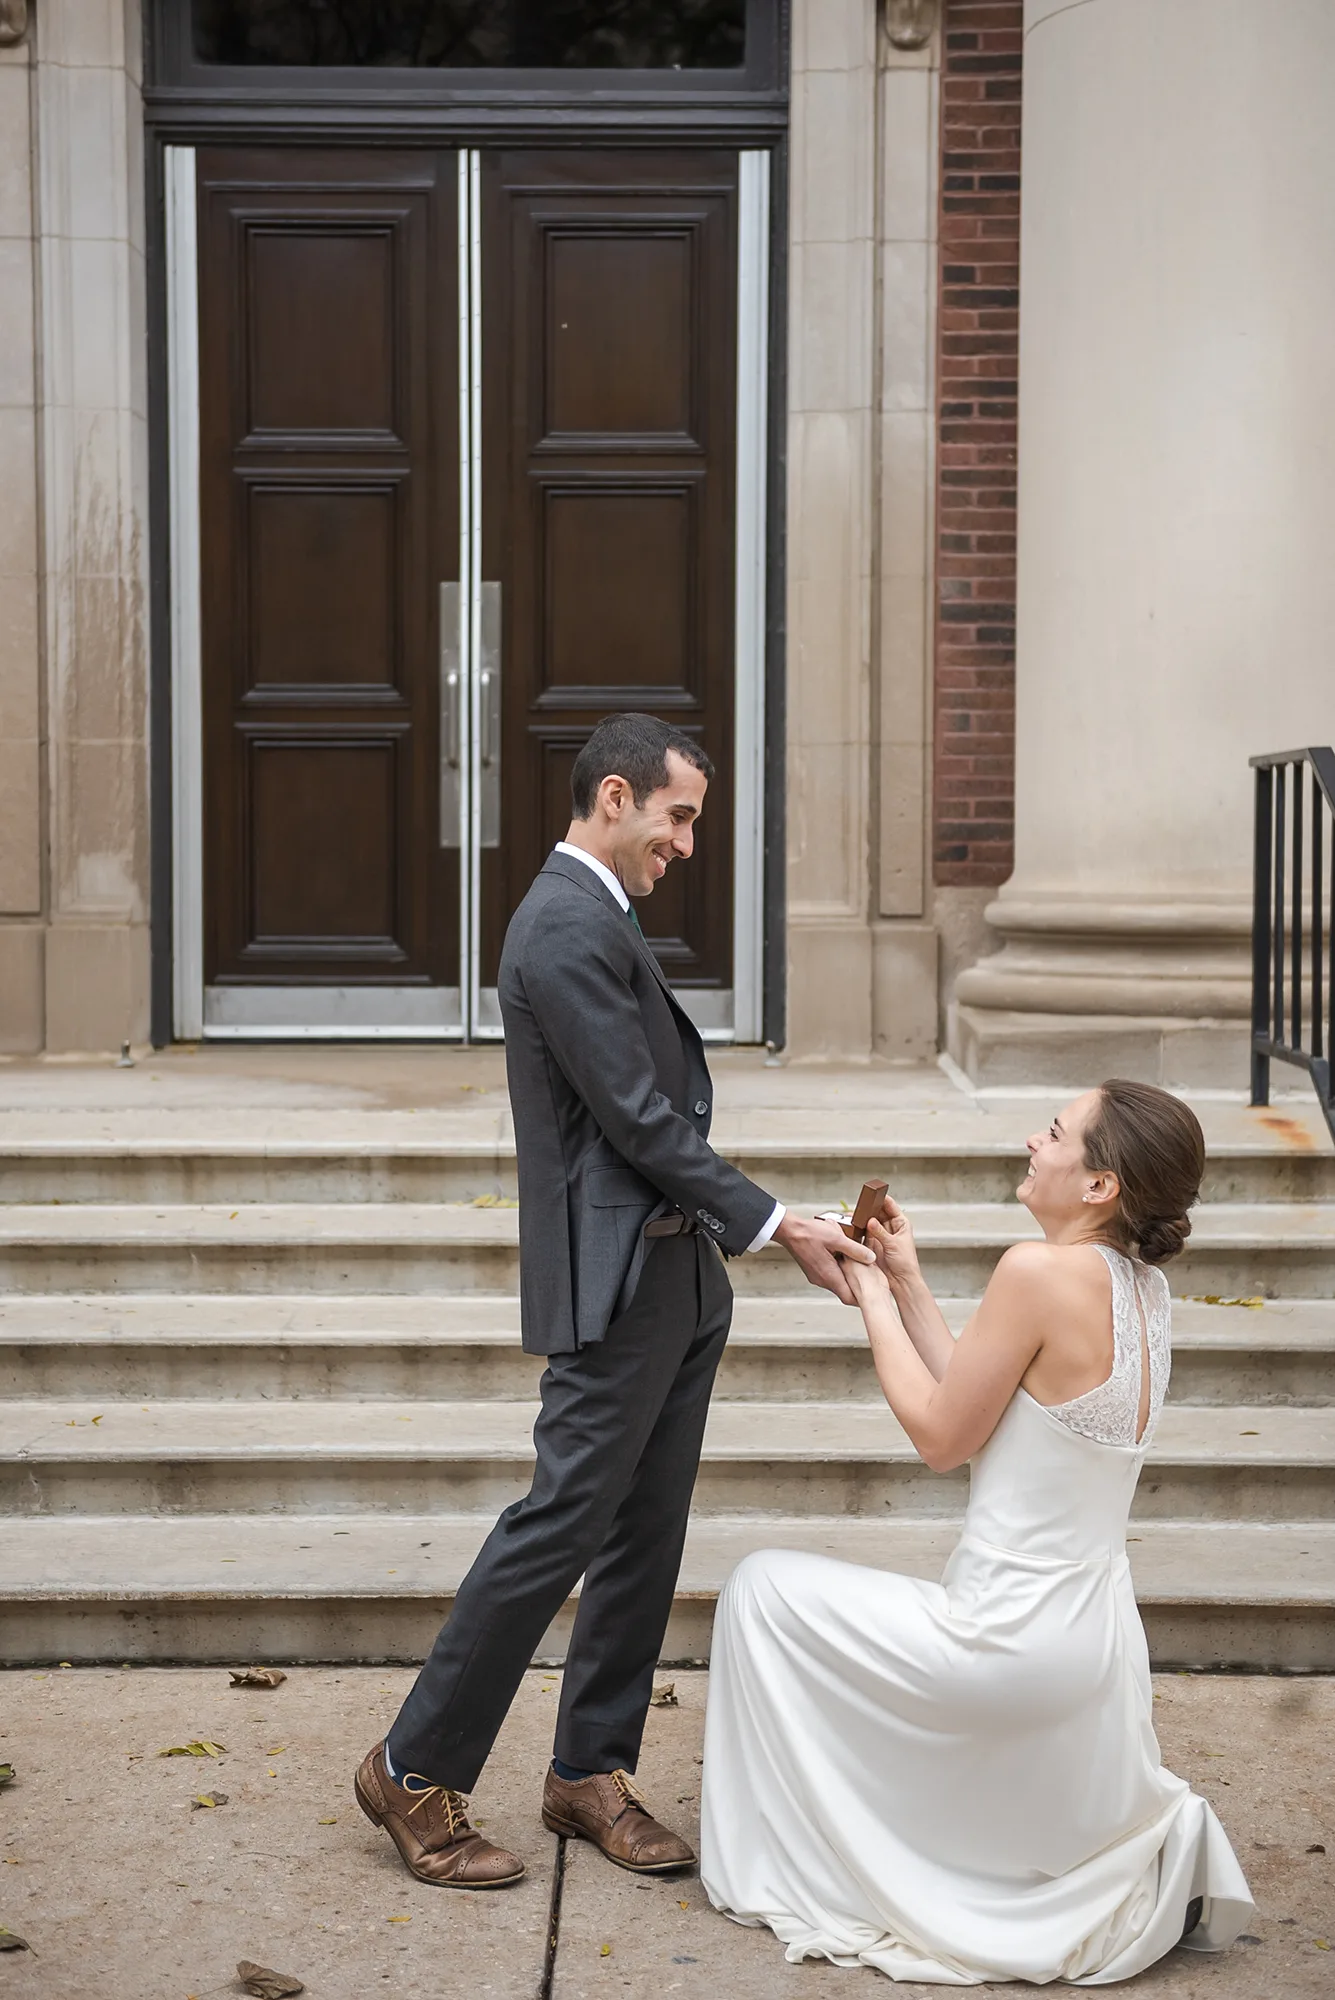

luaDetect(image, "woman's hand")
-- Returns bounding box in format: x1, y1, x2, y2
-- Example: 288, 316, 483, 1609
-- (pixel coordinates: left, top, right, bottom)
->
841, 1252, 892, 1310
867, 1199, 920, 1287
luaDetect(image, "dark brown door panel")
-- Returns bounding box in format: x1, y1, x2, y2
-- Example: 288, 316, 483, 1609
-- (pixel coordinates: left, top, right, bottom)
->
197, 147, 458, 988
240, 730, 408, 965
480, 148, 738, 991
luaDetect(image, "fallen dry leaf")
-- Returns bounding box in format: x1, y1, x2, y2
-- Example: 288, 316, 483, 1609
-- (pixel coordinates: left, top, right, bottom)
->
650, 1683, 678, 1708
237, 1962, 304, 1998
0, 1929, 30, 1952
0, 1762, 14, 1788
192, 1791, 229, 1810
470, 1193, 518, 1208
229, 1667, 287, 1690
317, 1816, 338, 1826
1308, 1843, 1327, 1854
159, 1741, 227, 1759
1186, 1294, 1265, 1308
600, 1944, 612, 1956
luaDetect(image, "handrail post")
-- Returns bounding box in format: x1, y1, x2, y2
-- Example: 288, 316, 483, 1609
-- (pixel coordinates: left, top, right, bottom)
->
1251, 761, 1273, 1107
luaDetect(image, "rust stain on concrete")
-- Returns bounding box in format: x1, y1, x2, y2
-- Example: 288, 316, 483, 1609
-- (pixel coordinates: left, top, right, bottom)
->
1254, 1112, 1318, 1150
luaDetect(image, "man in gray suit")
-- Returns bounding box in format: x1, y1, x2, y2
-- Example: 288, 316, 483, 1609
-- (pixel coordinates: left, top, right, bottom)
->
356, 713, 871, 1888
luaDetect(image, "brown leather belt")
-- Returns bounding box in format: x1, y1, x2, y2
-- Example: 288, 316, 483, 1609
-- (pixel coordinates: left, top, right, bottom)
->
644, 1210, 701, 1238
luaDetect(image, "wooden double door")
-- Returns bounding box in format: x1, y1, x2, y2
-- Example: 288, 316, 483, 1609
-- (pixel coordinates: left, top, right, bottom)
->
193, 144, 759, 1038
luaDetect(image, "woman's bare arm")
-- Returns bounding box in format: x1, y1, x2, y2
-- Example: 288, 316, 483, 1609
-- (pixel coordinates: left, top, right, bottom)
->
865, 1205, 956, 1380
848, 1240, 1054, 1471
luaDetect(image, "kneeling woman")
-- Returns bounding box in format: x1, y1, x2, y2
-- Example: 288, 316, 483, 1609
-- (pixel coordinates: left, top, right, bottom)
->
701, 1080, 1253, 1985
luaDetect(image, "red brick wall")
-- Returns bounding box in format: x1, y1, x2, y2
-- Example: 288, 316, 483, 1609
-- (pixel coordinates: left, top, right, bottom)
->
932, 0, 1023, 887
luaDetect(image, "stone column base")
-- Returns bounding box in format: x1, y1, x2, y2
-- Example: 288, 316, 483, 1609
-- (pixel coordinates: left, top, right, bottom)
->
948, 893, 1253, 1087
949, 1004, 1250, 1091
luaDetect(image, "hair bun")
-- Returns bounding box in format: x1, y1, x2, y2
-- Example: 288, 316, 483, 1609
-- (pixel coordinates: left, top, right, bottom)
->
1137, 1214, 1191, 1265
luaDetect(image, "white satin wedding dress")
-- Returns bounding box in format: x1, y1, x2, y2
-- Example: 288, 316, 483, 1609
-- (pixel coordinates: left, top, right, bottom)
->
700, 1246, 1253, 1985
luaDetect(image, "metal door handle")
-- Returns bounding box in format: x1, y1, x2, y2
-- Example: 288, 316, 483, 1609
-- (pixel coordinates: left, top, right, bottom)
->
479, 581, 501, 849
439, 581, 462, 848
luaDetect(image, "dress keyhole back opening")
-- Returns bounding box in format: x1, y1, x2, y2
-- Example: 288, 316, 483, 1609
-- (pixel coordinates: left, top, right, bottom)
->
1131, 1259, 1153, 1446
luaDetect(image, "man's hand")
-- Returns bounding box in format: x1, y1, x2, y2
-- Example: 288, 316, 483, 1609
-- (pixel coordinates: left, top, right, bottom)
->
774, 1213, 875, 1307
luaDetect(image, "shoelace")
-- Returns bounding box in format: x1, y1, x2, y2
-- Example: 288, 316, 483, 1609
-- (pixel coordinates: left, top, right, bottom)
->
609, 1769, 648, 1815
403, 1779, 472, 1843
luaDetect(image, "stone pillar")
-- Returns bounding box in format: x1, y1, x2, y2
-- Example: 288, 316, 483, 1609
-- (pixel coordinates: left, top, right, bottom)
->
872, 9, 941, 1061
0, 28, 44, 1049
785, 0, 943, 1060
33, 0, 151, 1052
784, 0, 878, 1057
952, 0, 1335, 1087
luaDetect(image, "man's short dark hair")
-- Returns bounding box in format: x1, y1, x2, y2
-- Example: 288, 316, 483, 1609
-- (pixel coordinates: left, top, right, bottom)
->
570, 713, 714, 819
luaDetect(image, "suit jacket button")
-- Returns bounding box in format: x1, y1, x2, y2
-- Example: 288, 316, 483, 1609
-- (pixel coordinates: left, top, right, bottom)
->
694, 1100, 709, 1116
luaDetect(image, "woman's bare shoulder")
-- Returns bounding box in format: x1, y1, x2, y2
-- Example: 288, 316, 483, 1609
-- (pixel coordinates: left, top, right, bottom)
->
987, 1240, 1113, 1310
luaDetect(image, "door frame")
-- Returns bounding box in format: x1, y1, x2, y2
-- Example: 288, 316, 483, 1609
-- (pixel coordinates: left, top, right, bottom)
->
146, 83, 789, 1047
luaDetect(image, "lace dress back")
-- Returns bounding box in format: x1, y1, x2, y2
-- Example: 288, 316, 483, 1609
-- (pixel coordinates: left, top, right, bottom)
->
1044, 1243, 1171, 1447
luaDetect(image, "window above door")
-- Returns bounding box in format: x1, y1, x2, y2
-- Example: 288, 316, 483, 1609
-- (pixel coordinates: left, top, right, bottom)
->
148, 0, 785, 107
192, 0, 746, 70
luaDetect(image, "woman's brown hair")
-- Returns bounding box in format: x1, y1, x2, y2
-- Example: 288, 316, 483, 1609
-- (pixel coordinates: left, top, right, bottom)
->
1082, 1080, 1206, 1265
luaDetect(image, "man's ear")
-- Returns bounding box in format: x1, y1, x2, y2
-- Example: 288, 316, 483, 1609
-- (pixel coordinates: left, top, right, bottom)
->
597, 773, 629, 821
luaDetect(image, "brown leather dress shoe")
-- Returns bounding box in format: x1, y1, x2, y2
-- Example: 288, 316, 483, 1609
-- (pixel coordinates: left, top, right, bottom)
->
355, 1743, 525, 1889
541, 1766, 696, 1874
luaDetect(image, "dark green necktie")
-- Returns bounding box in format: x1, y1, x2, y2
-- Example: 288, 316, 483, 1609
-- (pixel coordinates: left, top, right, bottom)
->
627, 903, 644, 935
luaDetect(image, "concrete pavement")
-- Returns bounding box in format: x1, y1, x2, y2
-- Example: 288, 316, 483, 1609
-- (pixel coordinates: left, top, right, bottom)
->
0, 1667, 1329, 1999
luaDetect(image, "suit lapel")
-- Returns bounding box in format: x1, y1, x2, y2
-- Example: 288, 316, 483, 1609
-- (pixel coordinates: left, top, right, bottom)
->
539, 852, 699, 1034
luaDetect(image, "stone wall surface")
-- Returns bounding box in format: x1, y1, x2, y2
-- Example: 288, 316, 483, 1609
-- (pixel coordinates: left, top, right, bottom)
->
34, 0, 151, 1053
0, 0, 150, 1056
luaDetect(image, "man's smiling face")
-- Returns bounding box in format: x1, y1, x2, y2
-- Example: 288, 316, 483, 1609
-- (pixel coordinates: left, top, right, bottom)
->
605, 749, 707, 899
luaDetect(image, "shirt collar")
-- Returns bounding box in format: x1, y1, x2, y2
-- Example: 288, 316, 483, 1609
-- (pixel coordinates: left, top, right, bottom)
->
553, 841, 630, 913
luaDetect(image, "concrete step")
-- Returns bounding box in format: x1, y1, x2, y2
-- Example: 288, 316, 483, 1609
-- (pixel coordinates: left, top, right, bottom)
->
5, 1200, 1335, 1295
2, 1293, 1333, 1405
2, 1398, 1331, 1522
2, 1512, 1329, 1672
5, 1138, 1334, 1208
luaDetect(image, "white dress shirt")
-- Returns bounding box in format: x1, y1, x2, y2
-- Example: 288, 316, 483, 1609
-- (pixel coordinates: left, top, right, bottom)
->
551, 842, 784, 1253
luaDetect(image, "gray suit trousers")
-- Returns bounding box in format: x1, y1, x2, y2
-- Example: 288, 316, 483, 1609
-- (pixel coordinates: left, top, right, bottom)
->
387, 1234, 733, 1790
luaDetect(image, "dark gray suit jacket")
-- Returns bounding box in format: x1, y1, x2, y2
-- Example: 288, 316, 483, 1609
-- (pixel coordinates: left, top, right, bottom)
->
499, 850, 776, 1355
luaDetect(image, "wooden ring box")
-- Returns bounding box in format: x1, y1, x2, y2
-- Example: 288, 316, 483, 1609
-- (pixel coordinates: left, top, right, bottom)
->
816, 1178, 888, 1245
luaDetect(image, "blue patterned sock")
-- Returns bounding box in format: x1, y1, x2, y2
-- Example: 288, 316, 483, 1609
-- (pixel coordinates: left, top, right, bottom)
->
552, 1757, 595, 1782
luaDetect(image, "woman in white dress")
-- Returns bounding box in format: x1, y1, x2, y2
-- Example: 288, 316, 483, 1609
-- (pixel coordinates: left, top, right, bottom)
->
701, 1079, 1254, 1985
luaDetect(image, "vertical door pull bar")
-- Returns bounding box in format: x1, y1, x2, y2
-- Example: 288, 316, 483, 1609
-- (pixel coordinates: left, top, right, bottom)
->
439, 580, 463, 848
479, 581, 501, 849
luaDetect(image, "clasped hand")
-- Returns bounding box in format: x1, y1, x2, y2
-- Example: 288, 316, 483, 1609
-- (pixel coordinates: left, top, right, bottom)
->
838, 1194, 920, 1308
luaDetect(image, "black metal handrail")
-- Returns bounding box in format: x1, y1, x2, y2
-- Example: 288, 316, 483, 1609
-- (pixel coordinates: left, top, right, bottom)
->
1251, 746, 1335, 1139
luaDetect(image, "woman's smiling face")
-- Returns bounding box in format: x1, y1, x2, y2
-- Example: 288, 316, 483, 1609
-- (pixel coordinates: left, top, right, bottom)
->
1017, 1089, 1105, 1225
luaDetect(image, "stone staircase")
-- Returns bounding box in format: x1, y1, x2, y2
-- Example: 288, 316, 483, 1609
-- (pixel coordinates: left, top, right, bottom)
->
2, 1130, 1332, 1670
